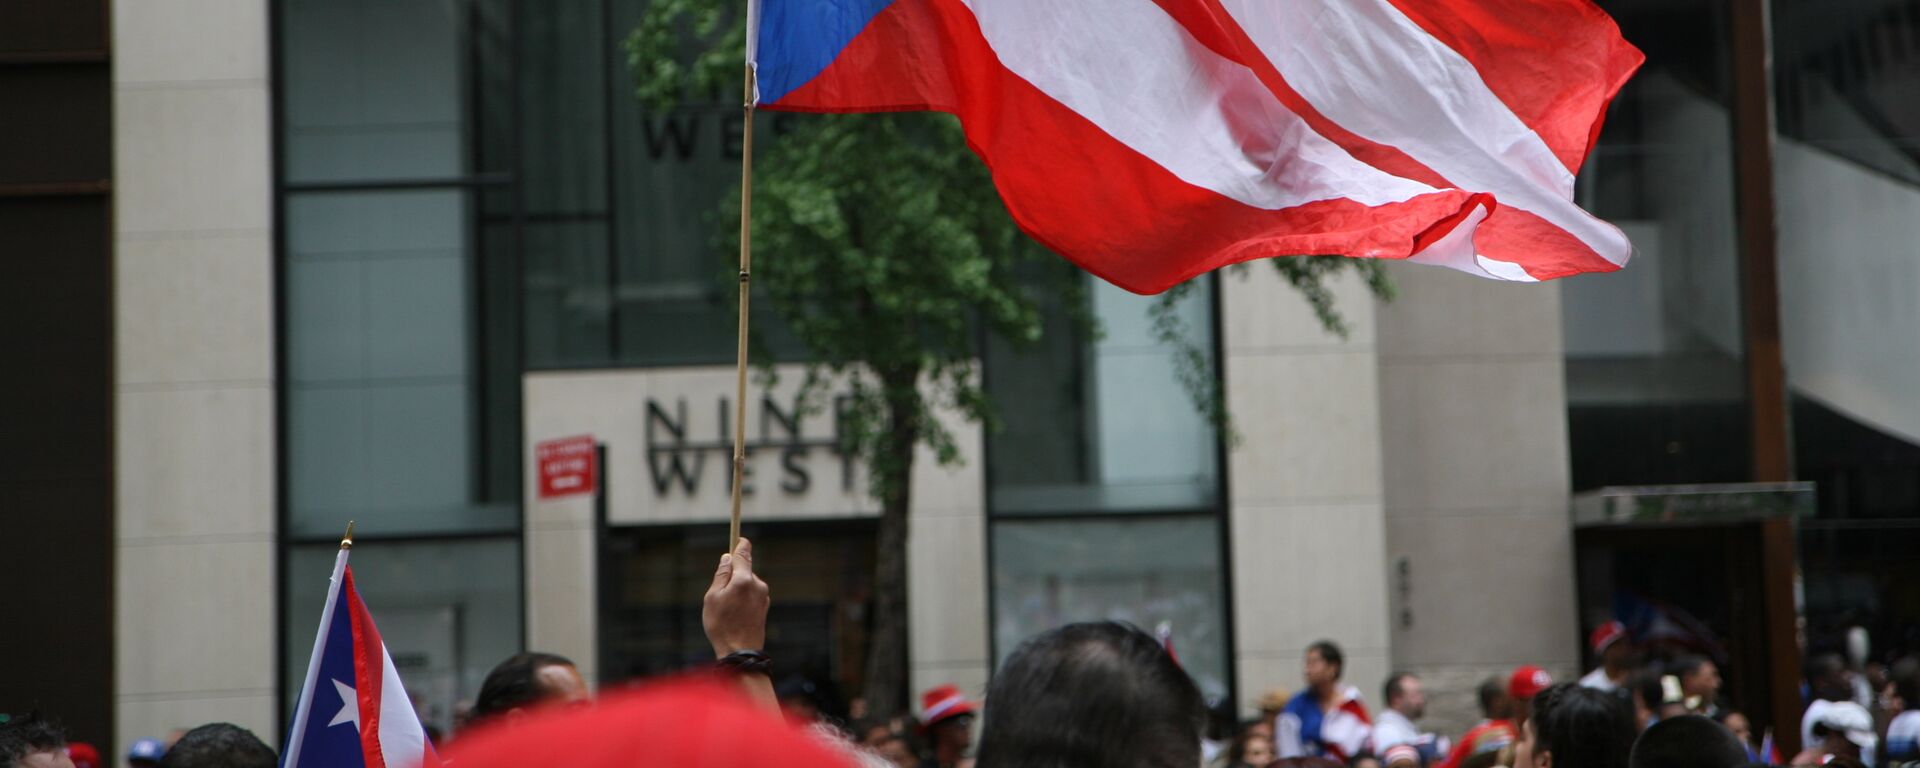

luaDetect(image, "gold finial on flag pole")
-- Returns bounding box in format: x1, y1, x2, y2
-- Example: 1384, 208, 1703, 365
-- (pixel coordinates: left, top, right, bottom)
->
341, 520, 355, 550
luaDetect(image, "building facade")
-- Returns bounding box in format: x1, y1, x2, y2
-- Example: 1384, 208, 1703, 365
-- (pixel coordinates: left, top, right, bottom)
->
6, 0, 1919, 757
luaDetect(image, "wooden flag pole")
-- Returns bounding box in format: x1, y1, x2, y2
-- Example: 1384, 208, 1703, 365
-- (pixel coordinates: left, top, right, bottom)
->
729, 63, 757, 554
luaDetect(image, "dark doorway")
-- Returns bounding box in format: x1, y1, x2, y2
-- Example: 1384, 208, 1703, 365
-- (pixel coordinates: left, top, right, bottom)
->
599, 519, 877, 717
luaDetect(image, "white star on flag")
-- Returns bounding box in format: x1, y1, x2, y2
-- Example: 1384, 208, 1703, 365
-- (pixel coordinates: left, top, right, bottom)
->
328, 679, 360, 730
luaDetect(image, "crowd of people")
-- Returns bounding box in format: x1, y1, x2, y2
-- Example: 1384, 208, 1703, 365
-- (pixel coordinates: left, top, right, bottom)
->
5, 539, 1917, 768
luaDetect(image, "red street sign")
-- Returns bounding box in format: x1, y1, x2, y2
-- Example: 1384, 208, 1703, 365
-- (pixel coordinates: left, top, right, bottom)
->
536, 435, 597, 499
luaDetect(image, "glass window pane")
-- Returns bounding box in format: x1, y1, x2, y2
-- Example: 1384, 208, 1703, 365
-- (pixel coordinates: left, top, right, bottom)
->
281, 538, 523, 736
282, 0, 471, 184
991, 517, 1231, 704
1773, 0, 1920, 186
286, 190, 515, 537
1562, 0, 1750, 489
987, 274, 1218, 515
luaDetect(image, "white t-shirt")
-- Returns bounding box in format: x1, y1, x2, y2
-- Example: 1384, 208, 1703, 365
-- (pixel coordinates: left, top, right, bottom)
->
1578, 667, 1619, 692
1886, 710, 1920, 764
1371, 709, 1420, 753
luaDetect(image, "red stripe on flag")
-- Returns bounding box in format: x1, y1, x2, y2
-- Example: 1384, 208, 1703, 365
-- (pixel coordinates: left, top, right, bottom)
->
1378, 0, 1643, 174
1152, 0, 1457, 192
1476, 206, 1622, 279
1167, 0, 1629, 280
770, 0, 1487, 294
344, 568, 390, 768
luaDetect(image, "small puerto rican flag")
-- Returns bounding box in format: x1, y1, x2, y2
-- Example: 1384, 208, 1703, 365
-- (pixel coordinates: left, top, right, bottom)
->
282, 545, 439, 768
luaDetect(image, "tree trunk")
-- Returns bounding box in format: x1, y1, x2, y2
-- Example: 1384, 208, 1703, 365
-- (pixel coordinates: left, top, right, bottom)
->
861, 369, 920, 718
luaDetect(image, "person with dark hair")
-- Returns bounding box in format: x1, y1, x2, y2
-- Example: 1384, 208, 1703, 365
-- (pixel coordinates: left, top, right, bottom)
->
1668, 656, 1721, 716
0, 713, 72, 768
1625, 670, 1683, 733
1511, 683, 1634, 768
473, 651, 589, 723
1882, 658, 1919, 766
973, 621, 1206, 768
1627, 714, 1747, 768
1276, 640, 1371, 762
157, 724, 275, 768
1709, 710, 1760, 763
1372, 673, 1446, 764
1435, 676, 1514, 768
1225, 729, 1274, 768
1802, 652, 1858, 753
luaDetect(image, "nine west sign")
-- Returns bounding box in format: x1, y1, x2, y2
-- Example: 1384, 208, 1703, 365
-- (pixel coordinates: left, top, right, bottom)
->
527, 366, 988, 526
642, 394, 859, 498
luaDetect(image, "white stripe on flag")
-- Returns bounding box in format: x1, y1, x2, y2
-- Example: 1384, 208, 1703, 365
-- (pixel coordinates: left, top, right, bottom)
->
956, 0, 1438, 211
376, 644, 429, 768
282, 548, 350, 768
1222, 0, 1632, 266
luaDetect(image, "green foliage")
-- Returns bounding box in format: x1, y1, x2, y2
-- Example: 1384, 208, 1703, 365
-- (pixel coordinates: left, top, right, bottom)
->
629, 2, 1072, 502
626, 0, 1394, 489
726, 112, 1060, 496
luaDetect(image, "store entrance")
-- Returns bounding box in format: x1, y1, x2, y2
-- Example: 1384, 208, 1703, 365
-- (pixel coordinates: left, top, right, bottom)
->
1572, 484, 1810, 756
598, 519, 877, 717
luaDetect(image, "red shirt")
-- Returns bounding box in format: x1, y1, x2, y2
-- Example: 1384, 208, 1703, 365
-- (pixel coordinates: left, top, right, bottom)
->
1436, 719, 1515, 768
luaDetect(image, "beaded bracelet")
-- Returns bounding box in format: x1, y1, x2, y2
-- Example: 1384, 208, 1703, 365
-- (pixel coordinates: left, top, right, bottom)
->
716, 649, 772, 678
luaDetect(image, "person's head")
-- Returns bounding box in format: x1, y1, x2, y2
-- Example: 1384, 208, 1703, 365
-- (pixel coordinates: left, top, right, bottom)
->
1626, 670, 1667, 732
778, 676, 826, 727
1512, 683, 1634, 768
1884, 657, 1919, 713
1384, 673, 1425, 719
975, 621, 1205, 768
474, 651, 588, 722
125, 737, 166, 767
1592, 622, 1633, 671
1479, 675, 1514, 721
1508, 666, 1554, 729
1304, 640, 1344, 692
870, 734, 915, 768
1255, 688, 1289, 723
1229, 731, 1273, 767
918, 683, 979, 754
1244, 720, 1273, 743
0, 713, 72, 768
1810, 701, 1874, 760
1627, 714, 1746, 768
1711, 710, 1753, 749
156, 724, 274, 768
1807, 652, 1852, 702
1670, 656, 1719, 700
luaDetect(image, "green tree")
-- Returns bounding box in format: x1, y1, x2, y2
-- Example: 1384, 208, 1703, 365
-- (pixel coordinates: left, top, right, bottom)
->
628, 0, 1391, 716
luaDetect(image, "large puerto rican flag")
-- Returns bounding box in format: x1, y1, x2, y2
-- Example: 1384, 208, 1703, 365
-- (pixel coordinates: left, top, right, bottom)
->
747, 0, 1643, 294
282, 548, 438, 768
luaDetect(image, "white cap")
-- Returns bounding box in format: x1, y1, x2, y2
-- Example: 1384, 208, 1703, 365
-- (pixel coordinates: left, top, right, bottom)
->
1815, 701, 1877, 749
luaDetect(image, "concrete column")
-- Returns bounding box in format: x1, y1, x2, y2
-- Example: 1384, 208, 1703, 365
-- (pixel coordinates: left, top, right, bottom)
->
906, 421, 990, 708
112, 0, 278, 747
1222, 268, 1394, 718
1374, 265, 1579, 736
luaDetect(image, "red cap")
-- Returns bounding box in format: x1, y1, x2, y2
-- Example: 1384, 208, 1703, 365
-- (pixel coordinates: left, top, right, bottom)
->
444, 677, 858, 768
919, 684, 980, 726
1509, 665, 1554, 700
1590, 621, 1628, 654
67, 743, 101, 768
